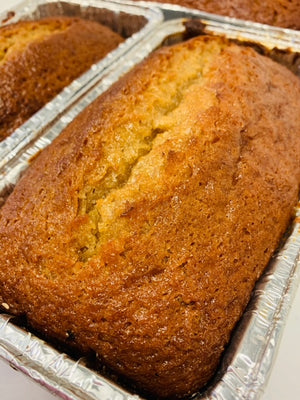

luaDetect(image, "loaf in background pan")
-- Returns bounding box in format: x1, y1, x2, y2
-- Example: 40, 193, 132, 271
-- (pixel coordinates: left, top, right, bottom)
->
131, 0, 300, 30
0, 16, 124, 141
0, 35, 300, 399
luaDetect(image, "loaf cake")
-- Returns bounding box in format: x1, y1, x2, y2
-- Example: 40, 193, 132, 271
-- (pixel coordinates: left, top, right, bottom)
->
132, 0, 300, 30
0, 17, 124, 141
1, 35, 300, 399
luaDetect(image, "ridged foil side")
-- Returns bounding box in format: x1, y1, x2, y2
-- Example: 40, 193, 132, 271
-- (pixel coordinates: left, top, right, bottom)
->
0, 315, 140, 400
1, 14, 300, 400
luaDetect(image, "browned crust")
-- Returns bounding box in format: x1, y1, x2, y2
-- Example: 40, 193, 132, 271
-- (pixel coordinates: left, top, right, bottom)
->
0, 17, 124, 140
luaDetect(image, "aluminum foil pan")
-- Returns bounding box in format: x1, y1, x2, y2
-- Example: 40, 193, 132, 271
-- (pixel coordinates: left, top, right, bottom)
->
126, 1, 300, 35
132, 1, 300, 48
1, 16, 300, 400
0, 0, 163, 165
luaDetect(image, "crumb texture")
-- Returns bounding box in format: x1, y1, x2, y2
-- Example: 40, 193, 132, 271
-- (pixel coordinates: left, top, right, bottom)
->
1, 35, 300, 399
0, 17, 124, 141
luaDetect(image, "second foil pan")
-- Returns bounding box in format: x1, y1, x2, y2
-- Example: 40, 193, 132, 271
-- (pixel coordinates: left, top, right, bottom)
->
0, 0, 163, 164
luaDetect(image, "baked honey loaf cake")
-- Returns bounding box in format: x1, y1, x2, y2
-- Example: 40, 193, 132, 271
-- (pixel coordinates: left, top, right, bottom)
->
132, 0, 300, 30
0, 17, 124, 141
1, 35, 300, 399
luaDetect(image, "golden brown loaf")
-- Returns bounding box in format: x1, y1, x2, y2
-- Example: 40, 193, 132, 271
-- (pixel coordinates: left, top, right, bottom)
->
1, 35, 300, 399
0, 17, 124, 141
132, 0, 300, 30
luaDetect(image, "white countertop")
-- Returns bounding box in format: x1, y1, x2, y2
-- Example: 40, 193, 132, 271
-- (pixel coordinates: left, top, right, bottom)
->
0, 0, 300, 399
